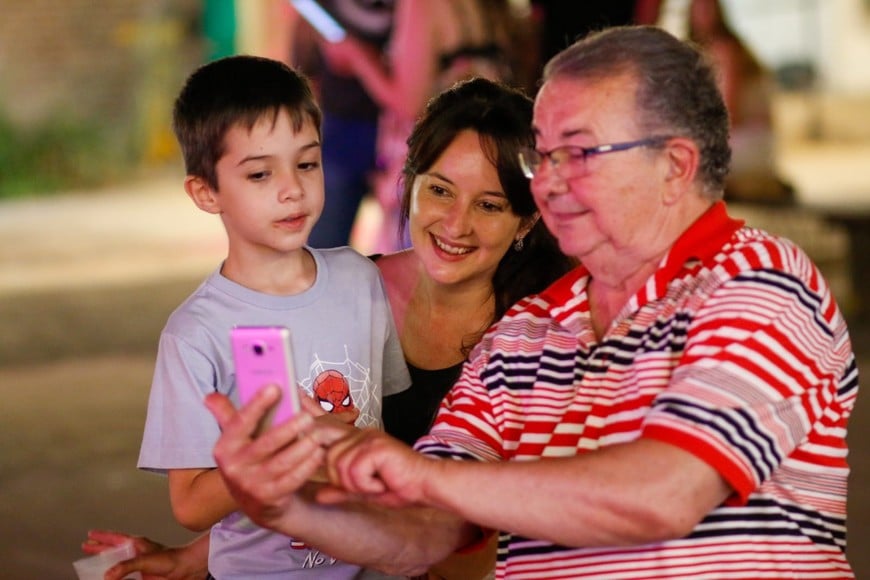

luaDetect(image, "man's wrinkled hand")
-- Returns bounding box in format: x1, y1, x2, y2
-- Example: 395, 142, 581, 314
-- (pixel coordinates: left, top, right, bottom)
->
205, 388, 325, 527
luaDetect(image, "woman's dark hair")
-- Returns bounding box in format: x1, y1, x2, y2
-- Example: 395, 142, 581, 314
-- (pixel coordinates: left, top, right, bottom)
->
399, 78, 576, 343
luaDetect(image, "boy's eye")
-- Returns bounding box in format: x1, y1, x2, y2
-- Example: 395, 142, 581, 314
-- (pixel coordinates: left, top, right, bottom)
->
248, 170, 270, 181
298, 161, 320, 171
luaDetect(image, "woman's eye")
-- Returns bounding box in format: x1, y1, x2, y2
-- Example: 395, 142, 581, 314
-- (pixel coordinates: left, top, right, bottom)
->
429, 184, 450, 197
298, 161, 320, 171
479, 200, 506, 213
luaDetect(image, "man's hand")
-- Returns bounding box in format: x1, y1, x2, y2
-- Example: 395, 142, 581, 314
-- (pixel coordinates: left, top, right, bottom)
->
207, 388, 475, 575
205, 387, 327, 527
317, 427, 439, 509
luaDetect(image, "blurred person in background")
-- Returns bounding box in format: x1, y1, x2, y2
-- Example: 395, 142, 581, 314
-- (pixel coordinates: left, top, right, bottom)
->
687, 0, 793, 204
317, 0, 526, 252
528, 0, 663, 90
268, 0, 396, 249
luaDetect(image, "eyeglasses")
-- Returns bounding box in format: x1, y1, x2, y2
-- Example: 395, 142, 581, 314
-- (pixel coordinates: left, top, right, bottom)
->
518, 136, 673, 180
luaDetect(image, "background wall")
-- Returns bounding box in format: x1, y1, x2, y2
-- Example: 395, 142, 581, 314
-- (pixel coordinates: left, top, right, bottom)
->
675, 0, 870, 93
1, 0, 868, 198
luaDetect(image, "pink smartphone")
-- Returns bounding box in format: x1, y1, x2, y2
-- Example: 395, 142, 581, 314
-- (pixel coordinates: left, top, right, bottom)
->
230, 326, 301, 434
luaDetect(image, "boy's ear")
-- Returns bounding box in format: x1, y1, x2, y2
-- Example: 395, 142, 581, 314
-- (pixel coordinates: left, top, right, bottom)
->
184, 176, 221, 214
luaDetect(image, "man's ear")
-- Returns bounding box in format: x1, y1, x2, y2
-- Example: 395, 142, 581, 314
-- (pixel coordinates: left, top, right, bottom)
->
184, 176, 221, 214
662, 138, 699, 205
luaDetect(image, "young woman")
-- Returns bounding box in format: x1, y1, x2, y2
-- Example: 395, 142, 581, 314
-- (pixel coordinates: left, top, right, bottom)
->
379, 77, 571, 446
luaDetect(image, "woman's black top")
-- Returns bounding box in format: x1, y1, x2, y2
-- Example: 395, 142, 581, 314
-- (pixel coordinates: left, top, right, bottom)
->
383, 361, 463, 445
368, 253, 464, 445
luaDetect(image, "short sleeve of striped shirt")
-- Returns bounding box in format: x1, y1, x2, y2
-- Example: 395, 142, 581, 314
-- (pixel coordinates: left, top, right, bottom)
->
642, 238, 855, 504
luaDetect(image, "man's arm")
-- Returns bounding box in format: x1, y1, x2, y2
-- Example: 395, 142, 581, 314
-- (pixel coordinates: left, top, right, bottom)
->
424, 439, 732, 547
209, 384, 732, 565
322, 425, 733, 548
206, 388, 478, 577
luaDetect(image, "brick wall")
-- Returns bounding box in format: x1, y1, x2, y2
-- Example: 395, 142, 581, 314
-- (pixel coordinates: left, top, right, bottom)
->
0, 0, 202, 128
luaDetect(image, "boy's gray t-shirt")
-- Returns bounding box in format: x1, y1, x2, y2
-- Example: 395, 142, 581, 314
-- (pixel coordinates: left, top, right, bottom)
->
138, 247, 410, 579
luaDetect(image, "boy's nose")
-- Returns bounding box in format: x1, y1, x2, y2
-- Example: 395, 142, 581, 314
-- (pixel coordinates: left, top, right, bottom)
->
279, 173, 304, 201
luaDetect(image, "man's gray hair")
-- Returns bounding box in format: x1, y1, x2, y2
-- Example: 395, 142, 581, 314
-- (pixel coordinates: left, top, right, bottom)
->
543, 26, 731, 199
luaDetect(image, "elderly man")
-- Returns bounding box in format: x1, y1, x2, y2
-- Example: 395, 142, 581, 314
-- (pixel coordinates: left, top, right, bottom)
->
207, 26, 857, 579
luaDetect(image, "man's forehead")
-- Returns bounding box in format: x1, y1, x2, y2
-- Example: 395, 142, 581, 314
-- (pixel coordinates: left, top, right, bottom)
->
536, 72, 636, 105
532, 73, 638, 134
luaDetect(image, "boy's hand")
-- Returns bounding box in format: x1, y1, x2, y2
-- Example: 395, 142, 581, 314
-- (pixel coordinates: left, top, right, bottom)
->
82, 529, 147, 556
82, 529, 208, 580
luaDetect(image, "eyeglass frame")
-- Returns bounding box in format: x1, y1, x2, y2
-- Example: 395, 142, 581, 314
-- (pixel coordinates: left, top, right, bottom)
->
518, 136, 674, 180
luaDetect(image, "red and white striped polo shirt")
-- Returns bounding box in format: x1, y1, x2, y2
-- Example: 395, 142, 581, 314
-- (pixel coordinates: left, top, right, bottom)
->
417, 202, 857, 579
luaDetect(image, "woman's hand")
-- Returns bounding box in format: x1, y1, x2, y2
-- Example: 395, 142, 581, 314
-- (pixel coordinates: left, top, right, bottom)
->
318, 36, 374, 76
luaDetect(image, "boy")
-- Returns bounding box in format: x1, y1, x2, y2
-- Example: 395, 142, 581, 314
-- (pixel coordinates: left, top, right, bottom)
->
137, 55, 409, 579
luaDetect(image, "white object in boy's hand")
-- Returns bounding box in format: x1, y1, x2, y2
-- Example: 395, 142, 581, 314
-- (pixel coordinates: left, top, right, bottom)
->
73, 541, 143, 580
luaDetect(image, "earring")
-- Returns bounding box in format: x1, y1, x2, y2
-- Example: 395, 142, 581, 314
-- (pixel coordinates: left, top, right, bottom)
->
513, 237, 524, 252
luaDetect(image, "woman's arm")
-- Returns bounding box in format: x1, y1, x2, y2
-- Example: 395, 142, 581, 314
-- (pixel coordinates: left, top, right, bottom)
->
319, 0, 440, 118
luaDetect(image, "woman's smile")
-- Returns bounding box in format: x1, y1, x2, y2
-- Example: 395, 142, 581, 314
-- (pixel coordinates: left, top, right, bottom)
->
430, 233, 474, 257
